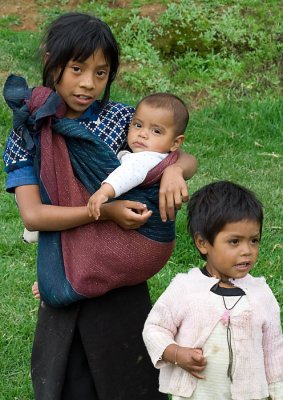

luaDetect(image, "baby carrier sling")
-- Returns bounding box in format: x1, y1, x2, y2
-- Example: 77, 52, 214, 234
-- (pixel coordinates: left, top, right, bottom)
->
4, 75, 176, 307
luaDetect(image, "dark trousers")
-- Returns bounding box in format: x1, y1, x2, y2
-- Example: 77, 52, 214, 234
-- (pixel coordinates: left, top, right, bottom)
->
31, 282, 168, 400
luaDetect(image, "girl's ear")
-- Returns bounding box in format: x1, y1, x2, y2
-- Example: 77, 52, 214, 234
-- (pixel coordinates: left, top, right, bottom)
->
170, 135, 185, 152
194, 233, 208, 256
44, 52, 50, 65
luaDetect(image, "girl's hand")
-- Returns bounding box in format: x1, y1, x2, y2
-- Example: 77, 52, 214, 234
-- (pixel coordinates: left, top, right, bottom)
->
101, 200, 152, 230
159, 164, 189, 222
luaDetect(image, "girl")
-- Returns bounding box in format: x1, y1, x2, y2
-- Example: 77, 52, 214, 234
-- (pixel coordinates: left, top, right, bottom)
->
3, 12, 197, 400
143, 181, 283, 400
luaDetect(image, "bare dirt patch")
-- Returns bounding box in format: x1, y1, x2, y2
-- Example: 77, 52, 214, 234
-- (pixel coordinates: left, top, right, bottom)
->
140, 3, 166, 20
0, 0, 40, 31
0, 0, 83, 31
1, 0, 166, 31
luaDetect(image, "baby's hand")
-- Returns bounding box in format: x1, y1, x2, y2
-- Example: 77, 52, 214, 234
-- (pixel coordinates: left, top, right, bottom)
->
88, 183, 115, 220
32, 281, 40, 300
87, 191, 109, 220
176, 347, 207, 379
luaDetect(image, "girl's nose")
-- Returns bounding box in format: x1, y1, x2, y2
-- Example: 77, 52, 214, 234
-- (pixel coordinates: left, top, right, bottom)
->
80, 74, 95, 89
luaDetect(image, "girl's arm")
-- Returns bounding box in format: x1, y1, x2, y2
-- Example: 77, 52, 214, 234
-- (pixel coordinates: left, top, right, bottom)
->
15, 185, 152, 231
159, 151, 197, 222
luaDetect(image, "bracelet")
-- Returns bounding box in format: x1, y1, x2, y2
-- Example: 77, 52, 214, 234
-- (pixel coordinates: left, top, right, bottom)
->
174, 346, 179, 365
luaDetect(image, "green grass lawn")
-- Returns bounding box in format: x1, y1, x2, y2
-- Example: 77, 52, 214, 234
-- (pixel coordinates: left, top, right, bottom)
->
0, 1, 282, 398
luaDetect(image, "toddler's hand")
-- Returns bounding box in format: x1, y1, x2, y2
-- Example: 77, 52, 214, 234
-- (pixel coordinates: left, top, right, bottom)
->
176, 347, 207, 379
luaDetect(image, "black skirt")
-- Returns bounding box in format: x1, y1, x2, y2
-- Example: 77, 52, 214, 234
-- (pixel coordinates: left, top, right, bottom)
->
31, 282, 168, 400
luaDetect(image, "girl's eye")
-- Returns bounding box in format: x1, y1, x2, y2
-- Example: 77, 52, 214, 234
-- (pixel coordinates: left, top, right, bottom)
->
134, 122, 142, 128
251, 238, 260, 245
152, 129, 161, 135
97, 70, 108, 79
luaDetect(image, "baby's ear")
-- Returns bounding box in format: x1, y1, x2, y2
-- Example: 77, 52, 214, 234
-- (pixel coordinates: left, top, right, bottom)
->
170, 135, 185, 152
194, 233, 208, 256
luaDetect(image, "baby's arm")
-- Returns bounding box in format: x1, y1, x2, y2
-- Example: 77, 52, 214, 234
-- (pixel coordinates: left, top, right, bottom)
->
162, 344, 206, 379
87, 183, 115, 219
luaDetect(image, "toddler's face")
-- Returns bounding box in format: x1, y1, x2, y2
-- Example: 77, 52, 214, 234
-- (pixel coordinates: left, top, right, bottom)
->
199, 219, 260, 282
127, 103, 183, 154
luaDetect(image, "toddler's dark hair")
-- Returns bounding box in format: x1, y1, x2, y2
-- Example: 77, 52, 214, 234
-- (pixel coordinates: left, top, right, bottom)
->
187, 181, 263, 254
40, 12, 119, 106
136, 93, 189, 135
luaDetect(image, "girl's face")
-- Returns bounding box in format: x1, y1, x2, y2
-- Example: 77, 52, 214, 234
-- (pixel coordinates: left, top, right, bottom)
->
54, 48, 110, 119
196, 219, 260, 282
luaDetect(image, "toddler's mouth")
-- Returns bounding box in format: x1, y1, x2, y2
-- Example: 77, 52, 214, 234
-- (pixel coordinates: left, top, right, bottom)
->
235, 262, 251, 270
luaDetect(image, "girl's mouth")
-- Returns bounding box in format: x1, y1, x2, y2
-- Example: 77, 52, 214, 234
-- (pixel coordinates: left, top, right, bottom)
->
74, 94, 93, 105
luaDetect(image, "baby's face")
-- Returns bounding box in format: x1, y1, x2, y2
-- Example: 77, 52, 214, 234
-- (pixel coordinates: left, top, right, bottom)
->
128, 103, 181, 153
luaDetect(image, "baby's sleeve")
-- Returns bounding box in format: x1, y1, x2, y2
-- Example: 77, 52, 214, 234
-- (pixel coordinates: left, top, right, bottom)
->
103, 152, 166, 198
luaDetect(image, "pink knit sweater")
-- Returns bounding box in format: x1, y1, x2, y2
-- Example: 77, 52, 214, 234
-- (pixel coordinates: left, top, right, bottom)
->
143, 268, 283, 400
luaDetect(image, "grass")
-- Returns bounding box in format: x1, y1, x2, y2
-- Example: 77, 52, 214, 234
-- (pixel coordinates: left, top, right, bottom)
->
0, 0, 282, 398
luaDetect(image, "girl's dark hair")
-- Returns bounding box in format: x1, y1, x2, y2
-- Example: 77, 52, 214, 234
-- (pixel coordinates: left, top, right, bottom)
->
187, 181, 263, 257
41, 12, 119, 106
136, 93, 189, 135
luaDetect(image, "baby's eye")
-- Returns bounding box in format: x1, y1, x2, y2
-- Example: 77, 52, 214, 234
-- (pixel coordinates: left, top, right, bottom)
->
152, 128, 161, 135
134, 122, 142, 128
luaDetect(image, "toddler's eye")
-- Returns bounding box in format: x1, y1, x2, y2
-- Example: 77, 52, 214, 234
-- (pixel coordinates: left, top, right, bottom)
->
153, 129, 161, 135
72, 66, 81, 73
229, 239, 239, 245
134, 122, 142, 128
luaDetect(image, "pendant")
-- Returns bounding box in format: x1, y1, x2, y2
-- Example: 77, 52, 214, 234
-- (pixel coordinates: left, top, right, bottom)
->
220, 309, 230, 326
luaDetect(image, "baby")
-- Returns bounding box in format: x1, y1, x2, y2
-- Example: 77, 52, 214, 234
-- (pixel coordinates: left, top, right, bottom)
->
87, 92, 188, 219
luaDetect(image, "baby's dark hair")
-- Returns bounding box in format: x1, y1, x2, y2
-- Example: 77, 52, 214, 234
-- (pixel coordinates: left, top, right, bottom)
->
136, 93, 189, 135
40, 12, 119, 106
187, 181, 263, 255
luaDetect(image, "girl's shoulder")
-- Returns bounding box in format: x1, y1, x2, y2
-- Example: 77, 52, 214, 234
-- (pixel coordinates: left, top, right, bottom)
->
100, 101, 135, 123
84, 100, 135, 120
103, 100, 135, 113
